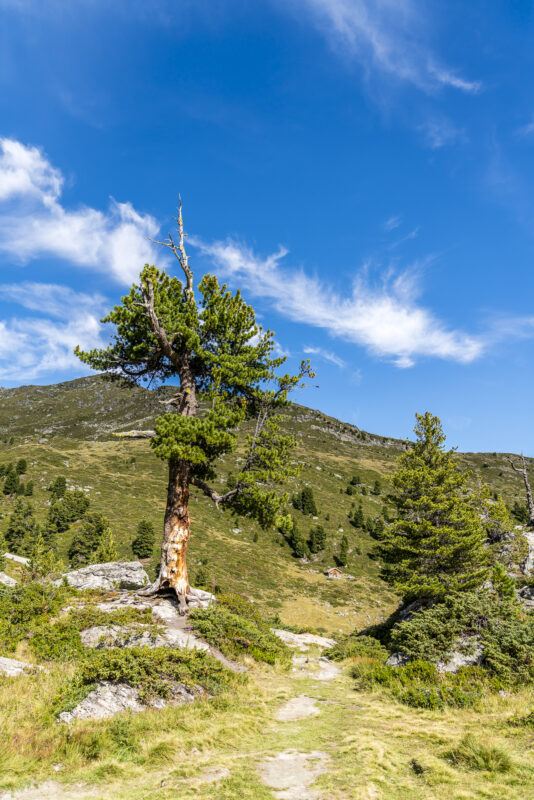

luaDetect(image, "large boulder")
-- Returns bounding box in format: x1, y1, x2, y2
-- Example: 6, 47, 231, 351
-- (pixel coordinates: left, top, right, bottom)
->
0, 572, 17, 587
59, 561, 149, 591
437, 636, 483, 673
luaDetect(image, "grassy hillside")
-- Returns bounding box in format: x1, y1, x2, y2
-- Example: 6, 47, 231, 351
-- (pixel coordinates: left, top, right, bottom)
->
0, 376, 531, 633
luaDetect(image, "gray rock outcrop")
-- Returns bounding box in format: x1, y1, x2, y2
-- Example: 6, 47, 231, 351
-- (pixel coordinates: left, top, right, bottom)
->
0, 657, 42, 677
80, 624, 208, 651
271, 629, 336, 651
59, 561, 149, 591
437, 636, 483, 673
0, 572, 17, 587
58, 680, 197, 723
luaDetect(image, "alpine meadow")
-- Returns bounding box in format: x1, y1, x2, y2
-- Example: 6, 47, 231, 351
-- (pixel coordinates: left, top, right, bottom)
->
2, 3, 534, 799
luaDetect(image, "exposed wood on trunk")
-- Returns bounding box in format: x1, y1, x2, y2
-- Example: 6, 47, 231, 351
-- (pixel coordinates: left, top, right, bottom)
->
507, 455, 534, 527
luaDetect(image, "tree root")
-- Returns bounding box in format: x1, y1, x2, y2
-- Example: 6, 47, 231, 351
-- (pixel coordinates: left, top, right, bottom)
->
137, 579, 215, 615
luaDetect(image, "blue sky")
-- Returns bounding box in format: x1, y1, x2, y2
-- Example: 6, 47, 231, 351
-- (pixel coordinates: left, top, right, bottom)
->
1, 1, 534, 453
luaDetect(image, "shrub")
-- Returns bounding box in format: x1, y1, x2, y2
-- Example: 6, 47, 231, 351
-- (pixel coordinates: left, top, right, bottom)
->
30, 605, 154, 662
388, 591, 534, 685
190, 593, 289, 664
0, 583, 69, 654
48, 476, 67, 500
330, 634, 388, 662
15, 458, 27, 475
68, 512, 110, 566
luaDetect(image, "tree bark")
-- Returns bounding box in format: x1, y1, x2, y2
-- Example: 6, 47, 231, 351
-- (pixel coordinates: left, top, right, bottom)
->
507, 456, 534, 528
159, 458, 191, 611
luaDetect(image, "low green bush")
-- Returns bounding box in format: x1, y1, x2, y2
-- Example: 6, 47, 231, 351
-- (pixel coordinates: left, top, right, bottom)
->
31, 605, 156, 662
329, 634, 388, 662
350, 658, 502, 710
0, 583, 70, 654
190, 593, 289, 664
389, 592, 534, 685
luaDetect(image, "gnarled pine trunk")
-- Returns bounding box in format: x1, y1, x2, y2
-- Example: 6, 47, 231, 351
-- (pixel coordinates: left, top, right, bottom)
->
158, 458, 191, 611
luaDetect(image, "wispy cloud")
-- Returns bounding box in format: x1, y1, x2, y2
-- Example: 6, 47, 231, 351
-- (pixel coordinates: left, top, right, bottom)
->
192, 237, 484, 367
419, 117, 466, 149
383, 215, 402, 231
285, 0, 481, 94
0, 138, 162, 283
516, 117, 534, 138
303, 345, 346, 367
0, 282, 108, 381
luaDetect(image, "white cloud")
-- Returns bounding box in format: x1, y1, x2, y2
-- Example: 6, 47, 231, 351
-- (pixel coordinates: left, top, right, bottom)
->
0, 282, 108, 381
0, 138, 162, 284
192, 237, 484, 367
303, 345, 346, 367
286, 0, 481, 94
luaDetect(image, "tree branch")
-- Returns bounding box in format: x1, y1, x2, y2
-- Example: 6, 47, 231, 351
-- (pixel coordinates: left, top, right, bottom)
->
190, 476, 239, 507
149, 197, 193, 295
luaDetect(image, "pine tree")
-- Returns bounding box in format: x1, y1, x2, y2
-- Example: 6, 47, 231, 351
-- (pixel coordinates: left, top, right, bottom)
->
3, 470, 19, 496
5, 500, 39, 555
48, 476, 67, 501
68, 512, 110, 566
24, 480, 34, 497
372, 479, 382, 495
350, 474, 361, 486
16, 459, 27, 475
75, 207, 313, 611
298, 487, 317, 515
351, 502, 364, 528
24, 530, 63, 582
378, 412, 489, 602
132, 520, 155, 559
94, 527, 118, 563
308, 524, 327, 553
337, 535, 349, 567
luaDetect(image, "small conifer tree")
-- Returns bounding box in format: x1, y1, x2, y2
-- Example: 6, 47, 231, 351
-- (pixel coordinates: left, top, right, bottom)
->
3, 470, 19, 496
372, 479, 381, 495
337, 535, 349, 566
68, 512, 110, 566
352, 502, 364, 528
16, 458, 27, 475
6, 500, 39, 555
132, 520, 155, 559
378, 412, 489, 602
24, 480, 34, 496
24, 530, 63, 582
94, 527, 118, 563
48, 476, 67, 500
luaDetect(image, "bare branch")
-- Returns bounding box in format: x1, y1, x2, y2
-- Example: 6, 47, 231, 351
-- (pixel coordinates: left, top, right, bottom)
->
149, 197, 193, 295
190, 477, 239, 507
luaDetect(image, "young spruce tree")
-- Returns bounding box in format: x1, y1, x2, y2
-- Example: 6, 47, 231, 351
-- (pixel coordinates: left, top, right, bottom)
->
378, 412, 489, 602
75, 201, 313, 612
132, 520, 155, 559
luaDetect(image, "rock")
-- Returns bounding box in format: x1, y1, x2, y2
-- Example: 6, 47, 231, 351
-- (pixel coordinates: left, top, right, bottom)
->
258, 750, 329, 800
80, 624, 209, 651
437, 636, 483, 673
0, 572, 17, 587
272, 629, 336, 651
522, 531, 534, 574
0, 657, 42, 677
275, 695, 319, 722
518, 585, 534, 608
315, 656, 341, 681
3, 552, 29, 565
59, 561, 149, 591
386, 652, 409, 668
58, 680, 196, 723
